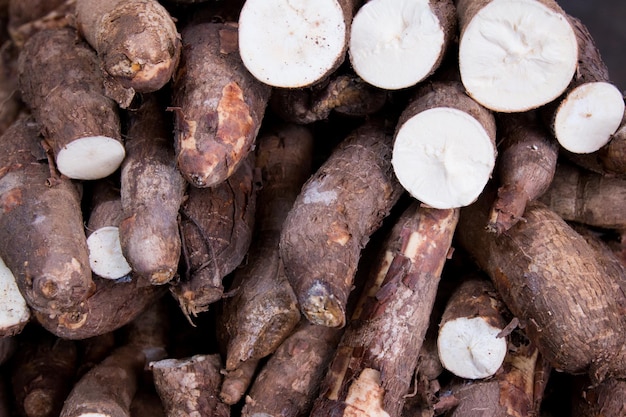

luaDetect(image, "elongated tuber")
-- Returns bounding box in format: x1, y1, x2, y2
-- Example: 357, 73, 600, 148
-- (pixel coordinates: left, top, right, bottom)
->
120, 93, 186, 285
0, 116, 94, 314
280, 119, 404, 328
18, 27, 125, 180
172, 154, 257, 317
488, 111, 559, 234
75, 0, 181, 104
310, 202, 458, 417
455, 186, 626, 383
171, 20, 270, 188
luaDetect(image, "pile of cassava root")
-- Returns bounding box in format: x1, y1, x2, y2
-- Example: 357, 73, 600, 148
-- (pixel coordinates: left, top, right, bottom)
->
0, 0, 625, 415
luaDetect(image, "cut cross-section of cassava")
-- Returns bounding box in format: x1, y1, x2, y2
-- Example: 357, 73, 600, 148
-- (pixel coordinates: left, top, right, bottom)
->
544, 16, 625, 154
456, 0, 578, 112
238, 0, 354, 88
0, 255, 30, 337
392, 81, 496, 209
349, 0, 456, 90
437, 277, 508, 380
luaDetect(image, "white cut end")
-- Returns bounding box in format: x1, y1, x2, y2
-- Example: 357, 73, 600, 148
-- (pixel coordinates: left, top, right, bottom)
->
437, 316, 507, 379
238, 0, 347, 88
392, 107, 496, 209
56, 136, 126, 180
458, 0, 578, 112
349, 0, 445, 90
0, 256, 30, 333
87, 226, 132, 280
554, 82, 625, 153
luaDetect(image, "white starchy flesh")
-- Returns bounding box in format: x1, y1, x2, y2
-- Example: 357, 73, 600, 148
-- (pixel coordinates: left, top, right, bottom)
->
349, 0, 445, 90
238, 0, 347, 88
0, 256, 30, 331
437, 316, 507, 379
458, 0, 578, 112
554, 82, 625, 153
392, 108, 496, 209
56, 136, 126, 180
87, 226, 132, 280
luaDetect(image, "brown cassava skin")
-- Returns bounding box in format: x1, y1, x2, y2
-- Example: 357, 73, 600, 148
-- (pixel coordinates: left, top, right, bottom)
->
172, 154, 257, 317
17, 27, 123, 179
455, 188, 626, 383
171, 21, 270, 188
488, 112, 559, 234
60, 345, 145, 417
34, 276, 166, 340
11, 329, 78, 417
86, 179, 124, 232
7, 0, 74, 48
310, 203, 459, 417
152, 354, 230, 417
241, 320, 343, 417
0, 116, 94, 314
444, 344, 546, 417
75, 332, 117, 378
0, 42, 22, 134
280, 119, 404, 328
219, 357, 260, 405
75, 0, 181, 98
120, 93, 186, 285
219, 124, 313, 373
538, 162, 626, 230
571, 376, 626, 417
124, 299, 170, 364
129, 388, 166, 417
270, 74, 388, 124
439, 276, 507, 339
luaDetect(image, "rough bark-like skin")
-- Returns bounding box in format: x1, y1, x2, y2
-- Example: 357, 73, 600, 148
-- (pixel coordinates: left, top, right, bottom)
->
571, 376, 626, 417
280, 119, 404, 328
0, 42, 22, 134
538, 161, 626, 230
0, 116, 94, 314
60, 345, 144, 417
310, 203, 459, 417
17, 27, 123, 174
489, 112, 559, 234
219, 124, 313, 373
152, 354, 230, 417
219, 357, 260, 405
444, 344, 543, 417
242, 320, 343, 417
75, 0, 181, 97
270, 74, 388, 124
455, 188, 626, 383
172, 154, 257, 317
439, 276, 506, 334
7, 0, 73, 47
34, 276, 166, 340
86, 179, 124, 232
120, 93, 186, 285
11, 330, 77, 417
171, 21, 270, 188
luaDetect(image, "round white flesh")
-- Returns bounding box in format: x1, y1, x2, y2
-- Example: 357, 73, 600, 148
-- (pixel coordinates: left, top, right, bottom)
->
554, 82, 625, 153
56, 136, 126, 180
392, 107, 495, 209
437, 316, 507, 379
349, 0, 445, 90
238, 0, 347, 88
87, 226, 132, 279
0, 256, 30, 332
458, 0, 578, 112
